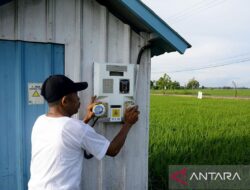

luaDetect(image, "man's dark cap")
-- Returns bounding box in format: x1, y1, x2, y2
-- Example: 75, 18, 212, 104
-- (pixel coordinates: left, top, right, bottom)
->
41, 75, 88, 103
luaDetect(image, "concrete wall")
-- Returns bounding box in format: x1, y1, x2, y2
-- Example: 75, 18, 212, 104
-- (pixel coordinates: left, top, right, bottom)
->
0, 0, 151, 189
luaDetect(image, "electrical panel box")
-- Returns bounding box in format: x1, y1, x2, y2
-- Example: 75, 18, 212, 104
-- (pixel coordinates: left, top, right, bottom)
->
94, 62, 135, 122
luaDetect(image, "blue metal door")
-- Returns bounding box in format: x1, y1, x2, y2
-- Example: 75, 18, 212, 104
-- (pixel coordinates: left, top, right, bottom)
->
0, 40, 64, 190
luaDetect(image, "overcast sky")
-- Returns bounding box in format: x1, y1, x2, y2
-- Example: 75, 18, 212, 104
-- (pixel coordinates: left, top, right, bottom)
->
141, 0, 250, 88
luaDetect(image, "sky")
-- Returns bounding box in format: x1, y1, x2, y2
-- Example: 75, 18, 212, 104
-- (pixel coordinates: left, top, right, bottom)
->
141, 0, 250, 88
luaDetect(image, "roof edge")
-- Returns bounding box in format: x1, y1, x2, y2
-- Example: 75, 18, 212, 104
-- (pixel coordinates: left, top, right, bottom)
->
119, 0, 191, 54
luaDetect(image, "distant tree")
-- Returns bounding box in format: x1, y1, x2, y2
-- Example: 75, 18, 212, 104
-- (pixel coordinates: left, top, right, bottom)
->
150, 80, 158, 90
223, 86, 232, 89
187, 78, 200, 89
156, 73, 172, 90
180, 86, 185, 89
171, 81, 180, 89
150, 80, 154, 89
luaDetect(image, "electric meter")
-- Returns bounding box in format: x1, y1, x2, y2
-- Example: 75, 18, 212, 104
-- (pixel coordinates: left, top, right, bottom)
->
93, 62, 135, 122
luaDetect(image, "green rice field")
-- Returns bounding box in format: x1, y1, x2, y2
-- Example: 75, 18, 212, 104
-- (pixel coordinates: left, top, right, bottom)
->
149, 95, 250, 190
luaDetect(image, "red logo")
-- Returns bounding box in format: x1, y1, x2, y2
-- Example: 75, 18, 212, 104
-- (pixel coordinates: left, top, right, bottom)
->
170, 168, 188, 186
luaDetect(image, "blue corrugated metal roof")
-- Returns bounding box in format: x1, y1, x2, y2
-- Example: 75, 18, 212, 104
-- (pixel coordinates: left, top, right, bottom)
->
96, 0, 191, 56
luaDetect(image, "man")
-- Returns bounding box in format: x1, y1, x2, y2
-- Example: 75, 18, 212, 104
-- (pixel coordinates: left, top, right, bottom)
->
28, 75, 139, 190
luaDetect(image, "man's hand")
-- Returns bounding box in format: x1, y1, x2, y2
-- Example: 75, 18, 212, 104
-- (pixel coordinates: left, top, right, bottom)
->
106, 105, 140, 157
123, 105, 140, 126
83, 96, 97, 124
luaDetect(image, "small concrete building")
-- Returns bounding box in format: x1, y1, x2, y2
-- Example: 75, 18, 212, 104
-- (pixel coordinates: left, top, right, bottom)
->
0, 0, 191, 189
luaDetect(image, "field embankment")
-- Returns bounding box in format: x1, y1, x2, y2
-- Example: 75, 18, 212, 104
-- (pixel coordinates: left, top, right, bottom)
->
151, 89, 250, 98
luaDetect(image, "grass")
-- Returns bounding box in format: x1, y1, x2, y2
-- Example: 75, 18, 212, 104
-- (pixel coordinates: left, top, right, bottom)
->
149, 95, 250, 190
151, 89, 250, 97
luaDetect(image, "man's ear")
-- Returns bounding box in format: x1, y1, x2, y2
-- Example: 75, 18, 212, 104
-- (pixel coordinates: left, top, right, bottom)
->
61, 96, 68, 106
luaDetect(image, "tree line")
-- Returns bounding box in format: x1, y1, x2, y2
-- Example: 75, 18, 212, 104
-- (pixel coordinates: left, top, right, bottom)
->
151, 73, 200, 90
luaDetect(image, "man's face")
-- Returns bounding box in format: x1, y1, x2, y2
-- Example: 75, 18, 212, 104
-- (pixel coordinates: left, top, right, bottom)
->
64, 92, 80, 116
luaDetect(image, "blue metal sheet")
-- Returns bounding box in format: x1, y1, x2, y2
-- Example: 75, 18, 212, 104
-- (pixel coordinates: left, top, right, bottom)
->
0, 40, 19, 190
0, 40, 64, 190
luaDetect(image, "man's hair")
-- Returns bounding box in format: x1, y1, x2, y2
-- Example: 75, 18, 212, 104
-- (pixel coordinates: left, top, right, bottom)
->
48, 93, 75, 107
48, 99, 61, 107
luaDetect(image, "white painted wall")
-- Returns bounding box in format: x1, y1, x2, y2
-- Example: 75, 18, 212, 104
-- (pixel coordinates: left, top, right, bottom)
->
0, 0, 151, 189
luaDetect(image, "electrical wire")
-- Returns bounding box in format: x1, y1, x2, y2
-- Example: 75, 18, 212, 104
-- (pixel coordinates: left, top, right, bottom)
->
168, 58, 250, 73
151, 53, 250, 74
168, 0, 220, 20
84, 117, 99, 159
167, 0, 228, 24
169, 0, 227, 21
91, 117, 99, 127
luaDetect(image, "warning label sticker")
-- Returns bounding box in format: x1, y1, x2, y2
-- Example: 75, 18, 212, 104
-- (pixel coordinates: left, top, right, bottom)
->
28, 83, 44, 105
110, 108, 122, 122
32, 91, 40, 97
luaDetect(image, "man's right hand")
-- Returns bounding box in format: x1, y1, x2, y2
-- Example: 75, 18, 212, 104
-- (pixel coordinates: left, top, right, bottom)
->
83, 96, 97, 124
123, 105, 140, 126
